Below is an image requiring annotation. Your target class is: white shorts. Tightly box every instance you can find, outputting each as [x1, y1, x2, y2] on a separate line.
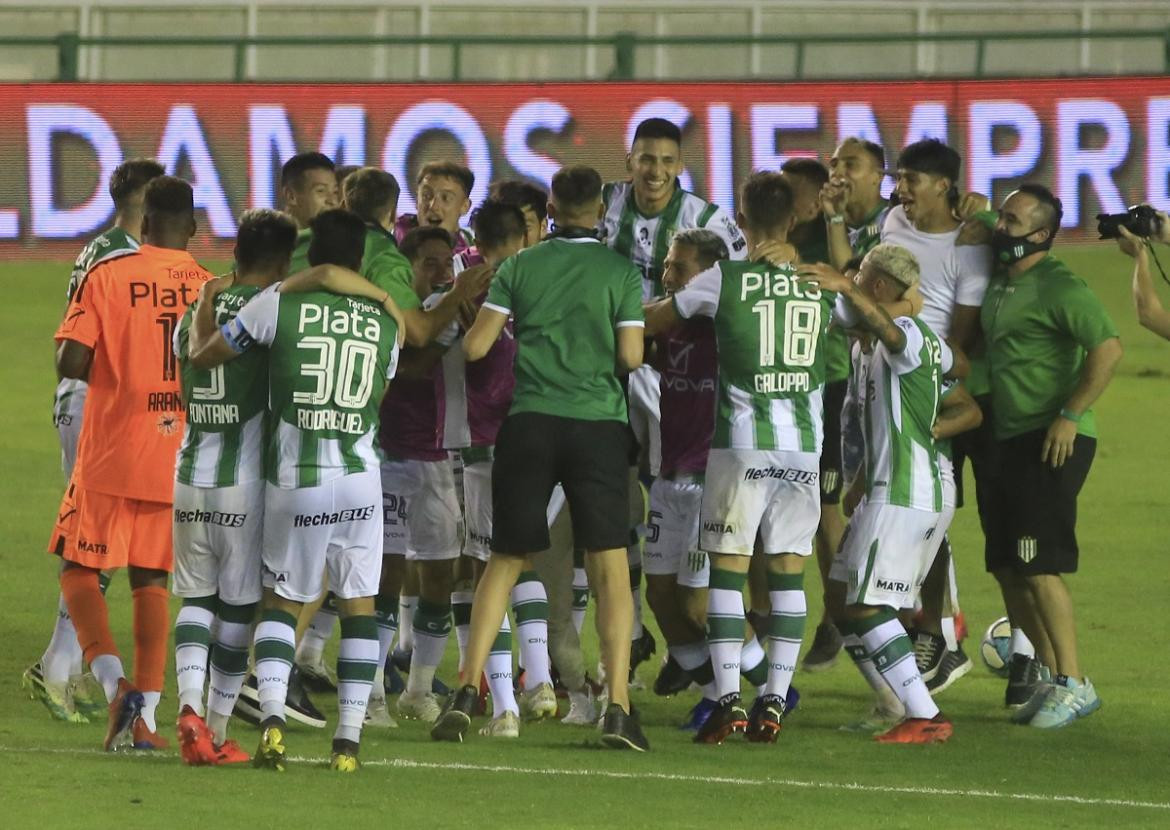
[462, 460, 492, 562]
[172, 479, 265, 605]
[263, 470, 383, 603]
[645, 475, 710, 589]
[698, 448, 820, 556]
[830, 499, 942, 610]
[54, 379, 86, 479]
[628, 364, 662, 478]
[380, 458, 462, 561]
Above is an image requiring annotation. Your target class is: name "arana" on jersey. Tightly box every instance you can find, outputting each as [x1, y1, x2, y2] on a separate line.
[298, 302, 382, 340]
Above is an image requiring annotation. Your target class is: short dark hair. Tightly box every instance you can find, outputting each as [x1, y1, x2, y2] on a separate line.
[739, 172, 795, 235]
[472, 200, 527, 252]
[281, 152, 335, 190]
[896, 139, 960, 184]
[839, 137, 886, 172]
[235, 209, 298, 272]
[307, 208, 365, 271]
[633, 117, 681, 147]
[550, 165, 602, 212]
[672, 228, 728, 268]
[335, 164, 361, 188]
[400, 226, 453, 263]
[780, 157, 830, 189]
[418, 161, 474, 198]
[109, 158, 165, 209]
[1015, 183, 1064, 238]
[344, 167, 401, 225]
[843, 255, 864, 273]
[143, 175, 194, 218]
[489, 179, 548, 221]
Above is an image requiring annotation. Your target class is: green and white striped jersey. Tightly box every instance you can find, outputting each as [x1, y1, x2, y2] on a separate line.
[174, 285, 268, 488]
[228, 286, 400, 489]
[848, 315, 952, 512]
[602, 181, 746, 300]
[54, 227, 140, 422]
[673, 259, 835, 453]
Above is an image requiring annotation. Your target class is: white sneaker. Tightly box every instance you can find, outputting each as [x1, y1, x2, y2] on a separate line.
[519, 682, 558, 721]
[397, 690, 442, 723]
[839, 686, 905, 733]
[296, 659, 338, 691]
[365, 694, 399, 728]
[478, 709, 520, 738]
[561, 689, 597, 725]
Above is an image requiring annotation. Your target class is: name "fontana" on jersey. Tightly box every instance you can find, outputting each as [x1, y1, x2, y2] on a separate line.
[188, 403, 240, 425]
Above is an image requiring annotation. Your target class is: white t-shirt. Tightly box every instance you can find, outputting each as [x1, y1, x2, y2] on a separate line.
[880, 205, 991, 339]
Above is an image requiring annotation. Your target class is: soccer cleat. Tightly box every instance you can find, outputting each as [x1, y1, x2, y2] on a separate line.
[679, 697, 717, 732]
[652, 655, 692, 697]
[561, 688, 598, 725]
[1005, 654, 1045, 708]
[519, 682, 558, 721]
[478, 710, 520, 738]
[430, 683, 478, 742]
[69, 673, 105, 721]
[253, 725, 287, 771]
[746, 694, 787, 743]
[330, 739, 360, 772]
[389, 647, 413, 674]
[600, 704, 650, 751]
[628, 629, 657, 683]
[875, 714, 953, 744]
[913, 631, 947, 683]
[296, 659, 338, 693]
[1028, 676, 1101, 729]
[104, 678, 145, 751]
[285, 667, 327, 728]
[839, 686, 905, 734]
[364, 693, 399, 728]
[926, 646, 973, 695]
[22, 662, 86, 723]
[131, 717, 170, 750]
[233, 674, 263, 725]
[693, 694, 748, 744]
[383, 662, 406, 696]
[786, 684, 801, 713]
[802, 622, 845, 673]
[211, 739, 250, 765]
[398, 690, 442, 723]
[177, 705, 218, 765]
[1011, 665, 1055, 723]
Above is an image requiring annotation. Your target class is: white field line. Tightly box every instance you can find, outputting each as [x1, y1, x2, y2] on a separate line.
[2, 745, 1167, 812]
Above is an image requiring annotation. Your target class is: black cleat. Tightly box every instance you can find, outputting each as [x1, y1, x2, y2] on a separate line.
[693, 694, 748, 744]
[430, 683, 477, 742]
[653, 655, 692, 697]
[801, 622, 844, 672]
[913, 631, 947, 683]
[285, 666, 327, 728]
[1004, 653, 1044, 708]
[629, 629, 657, 682]
[926, 646, 973, 694]
[746, 694, 787, 743]
[600, 703, 650, 751]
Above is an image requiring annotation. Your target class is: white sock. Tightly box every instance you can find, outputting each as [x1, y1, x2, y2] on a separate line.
[207, 609, 254, 746]
[706, 569, 747, 699]
[174, 603, 214, 715]
[1010, 627, 1035, 658]
[140, 691, 161, 732]
[487, 616, 518, 716]
[406, 599, 450, 695]
[374, 594, 399, 679]
[764, 577, 806, 699]
[511, 574, 552, 687]
[397, 595, 418, 652]
[41, 593, 83, 684]
[842, 633, 885, 695]
[451, 590, 475, 671]
[670, 641, 717, 700]
[91, 654, 125, 702]
[860, 616, 939, 720]
[571, 567, 589, 635]
[254, 613, 296, 721]
[295, 600, 337, 666]
[335, 616, 379, 745]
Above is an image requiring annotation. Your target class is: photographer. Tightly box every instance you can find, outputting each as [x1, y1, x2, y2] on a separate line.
[1113, 208, 1170, 340]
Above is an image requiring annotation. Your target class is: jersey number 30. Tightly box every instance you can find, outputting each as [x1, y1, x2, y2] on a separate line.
[294, 337, 379, 408]
[752, 299, 821, 368]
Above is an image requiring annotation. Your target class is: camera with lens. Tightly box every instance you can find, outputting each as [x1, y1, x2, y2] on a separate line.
[1097, 204, 1163, 240]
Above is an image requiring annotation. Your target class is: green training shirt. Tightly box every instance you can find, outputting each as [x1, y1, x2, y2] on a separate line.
[483, 236, 643, 422]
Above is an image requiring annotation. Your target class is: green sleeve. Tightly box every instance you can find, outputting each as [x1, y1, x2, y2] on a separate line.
[364, 251, 421, 312]
[485, 255, 514, 313]
[616, 264, 644, 325]
[1053, 281, 1119, 351]
[972, 209, 997, 232]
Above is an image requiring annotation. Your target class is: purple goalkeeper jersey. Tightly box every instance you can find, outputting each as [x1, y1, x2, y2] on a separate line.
[657, 317, 717, 477]
[394, 214, 475, 258]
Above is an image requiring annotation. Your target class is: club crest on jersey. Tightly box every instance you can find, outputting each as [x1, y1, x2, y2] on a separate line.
[1018, 536, 1038, 564]
[156, 414, 179, 435]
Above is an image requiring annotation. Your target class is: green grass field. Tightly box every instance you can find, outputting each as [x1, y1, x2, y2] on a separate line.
[1, 247, 1168, 828]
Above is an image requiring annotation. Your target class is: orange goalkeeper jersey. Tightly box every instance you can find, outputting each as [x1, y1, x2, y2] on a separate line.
[55, 244, 213, 502]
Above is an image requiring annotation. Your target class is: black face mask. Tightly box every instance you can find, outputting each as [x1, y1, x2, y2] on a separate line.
[991, 228, 1052, 265]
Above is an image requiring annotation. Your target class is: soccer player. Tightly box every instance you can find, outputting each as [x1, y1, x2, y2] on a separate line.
[281, 152, 341, 271]
[395, 160, 476, 255]
[489, 178, 549, 244]
[602, 117, 747, 678]
[824, 137, 892, 268]
[808, 243, 959, 744]
[190, 208, 402, 772]
[881, 139, 992, 689]
[645, 172, 835, 745]
[25, 158, 164, 724]
[51, 176, 212, 751]
[172, 209, 299, 765]
[981, 185, 1122, 728]
[431, 165, 648, 750]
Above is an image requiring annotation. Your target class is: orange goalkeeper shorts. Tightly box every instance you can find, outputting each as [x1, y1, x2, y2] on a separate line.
[49, 479, 173, 572]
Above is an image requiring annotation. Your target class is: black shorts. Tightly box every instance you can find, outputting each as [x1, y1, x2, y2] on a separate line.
[950, 394, 1000, 514]
[819, 379, 847, 505]
[983, 429, 1096, 575]
[491, 412, 632, 555]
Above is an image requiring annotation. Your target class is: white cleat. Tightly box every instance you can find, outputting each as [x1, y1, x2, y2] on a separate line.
[364, 693, 399, 728]
[478, 710, 520, 738]
[397, 690, 442, 723]
[839, 686, 906, 733]
[561, 689, 598, 726]
[519, 683, 558, 721]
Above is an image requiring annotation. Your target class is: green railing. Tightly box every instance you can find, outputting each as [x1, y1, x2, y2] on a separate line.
[1, 29, 1168, 82]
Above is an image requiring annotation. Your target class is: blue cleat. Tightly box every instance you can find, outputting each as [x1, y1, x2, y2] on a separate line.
[679, 697, 717, 732]
[1029, 676, 1100, 729]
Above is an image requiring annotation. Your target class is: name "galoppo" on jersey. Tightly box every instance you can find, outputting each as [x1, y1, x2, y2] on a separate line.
[754, 372, 810, 393]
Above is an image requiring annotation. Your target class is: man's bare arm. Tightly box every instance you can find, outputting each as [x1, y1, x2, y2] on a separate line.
[55, 340, 93, 380]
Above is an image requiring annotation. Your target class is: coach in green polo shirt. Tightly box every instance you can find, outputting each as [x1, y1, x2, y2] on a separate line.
[430, 165, 649, 752]
[981, 184, 1122, 730]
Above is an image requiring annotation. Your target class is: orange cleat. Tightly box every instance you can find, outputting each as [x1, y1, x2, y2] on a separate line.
[875, 714, 953, 744]
[132, 717, 171, 750]
[177, 705, 217, 765]
[104, 678, 144, 751]
[211, 739, 251, 765]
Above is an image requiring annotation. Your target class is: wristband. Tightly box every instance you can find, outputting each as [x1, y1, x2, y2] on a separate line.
[1059, 408, 1082, 423]
[827, 214, 845, 225]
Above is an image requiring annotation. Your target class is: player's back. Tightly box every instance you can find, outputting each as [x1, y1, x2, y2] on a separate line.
[57, 244, 212, 502]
